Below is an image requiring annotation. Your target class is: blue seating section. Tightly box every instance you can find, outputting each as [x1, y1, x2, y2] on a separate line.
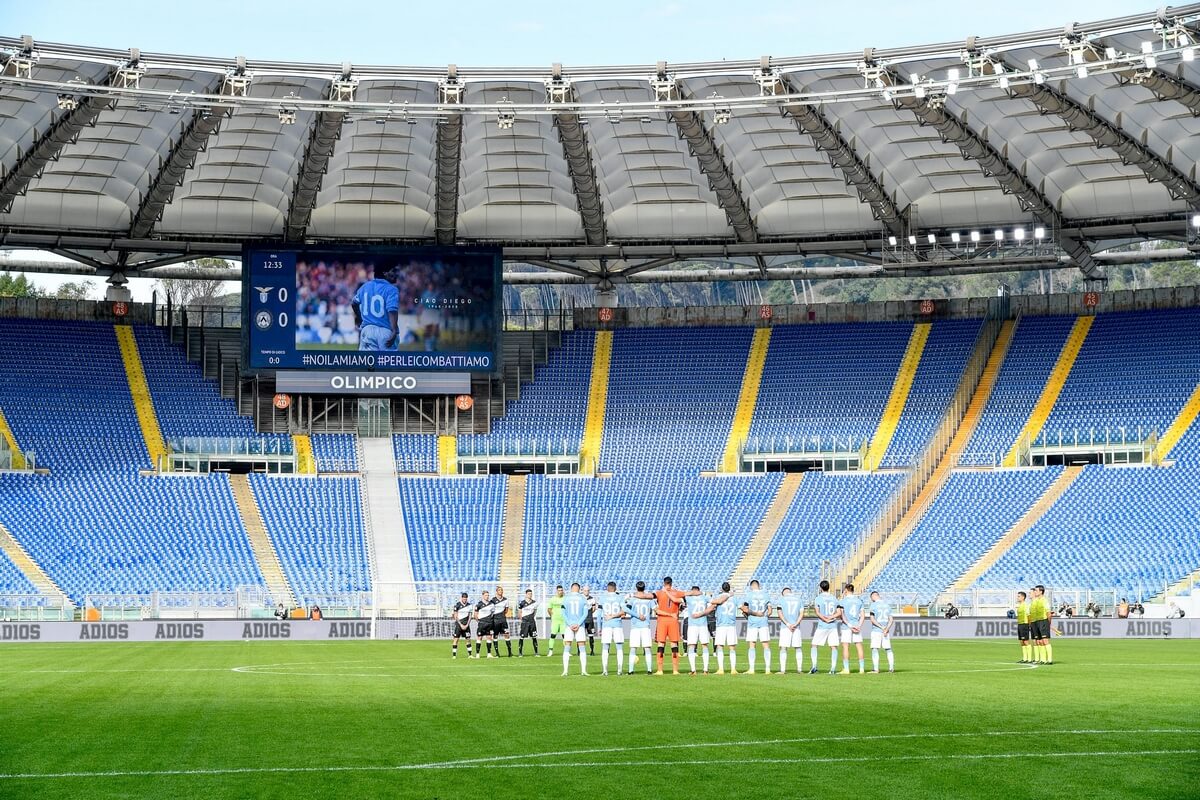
[960, 316, 1076, 465]
[460, 330, 593, 453]
[880, 319, 981, 468]
[871, 468, 1062, 602]
[750, 322, 911, 449]
[602, 327, 751, 472]
[755, 473, 904, 590]
[0, 549, 37, 596]
[310, 434, 358, 472]
[250, 475, 369, 600]
[398, 476, 506, 582]
[522, 473, 781, 590]
[0, 318, 148, 473]
[1040, 309, 1200, 446]
[394, 435, 439, 473]
[976, 464, 1200, 598]
[134, 326, 282, 444]
[0, 472, 263, 603]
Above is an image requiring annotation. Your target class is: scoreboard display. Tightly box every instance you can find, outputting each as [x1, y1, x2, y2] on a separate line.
[242, 245, 501, 373]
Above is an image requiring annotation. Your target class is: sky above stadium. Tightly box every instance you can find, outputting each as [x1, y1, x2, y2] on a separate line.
[5, 0, 1147, 65]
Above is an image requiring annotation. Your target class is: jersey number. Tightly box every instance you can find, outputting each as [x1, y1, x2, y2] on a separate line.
[367, 294, 386, 319]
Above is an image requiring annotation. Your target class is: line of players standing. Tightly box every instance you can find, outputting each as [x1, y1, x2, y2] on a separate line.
[449, 578, 897, 676]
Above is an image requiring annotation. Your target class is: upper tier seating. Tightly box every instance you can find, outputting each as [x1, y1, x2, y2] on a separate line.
[398, 476, 506, 583]
[310, 434, 358, 472]
[394, 435, 439, 473]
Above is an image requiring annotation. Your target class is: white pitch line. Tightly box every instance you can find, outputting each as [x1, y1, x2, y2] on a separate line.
[0, 747, 1194, 781]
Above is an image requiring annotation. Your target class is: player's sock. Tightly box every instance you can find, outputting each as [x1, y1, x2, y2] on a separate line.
[1044, 642, 1053, 663]
[518, 639, 524, 656]
[644, 648, 653, 673]
[886, 648, 894, 670]
[505, 639, 512, 656]
[702, 648, 710, 673]
[872, 649, 879, 671]
[671, 649, 679, 672]
[729, 649, 738, 672]
[475, 641, 481, 656]
[687, 647, 697, 672]
[763, 646, 772, 672]
[810, 645, 819, 669]
[601, 647, 610, 674]
[562, 649, 570, 672]
[532, 636, 539, 655]
[616, 645, 624, 674]
[748, 647, 757, 674]
[588, 635, 595, 656]
[1020, 643, 1029, 661]
[795, 648, 804, 672]
[1035, 644, 1044, 662]
[858, 658, 865, 673]
[829, 649, 838, 671]
[580, 650, 588, 674]
[779, 648, 787, 673]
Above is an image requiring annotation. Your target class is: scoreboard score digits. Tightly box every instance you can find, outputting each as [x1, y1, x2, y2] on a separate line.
[242, 245, 501, 373]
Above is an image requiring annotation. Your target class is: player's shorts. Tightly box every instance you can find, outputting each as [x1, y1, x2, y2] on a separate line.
[1031, 619, 1051, 640]
[601, 626, 625, 645]
[550, 618, 566, 636]
[714, 625, 738, 646]
[685, 620, 711, 645]
[492, 618, 509, 635]
[562, 626, 587, 643]
[1017, 622, 1031, 641]
[839, 625, 863, 644]
[870, 629, 892, 649]
[359, 323, 394, 351]
[779, 625, 802, 649]
[453, 624, 472, 639]
[812, 626, 841, 647]
[629, 627, 652, 648]
[519, 619, 537, 638]
[655, 616, 681, 644]
[475, 621, 493, 637]
[744, 625, 770, 643]
[584, 619, 596, 635]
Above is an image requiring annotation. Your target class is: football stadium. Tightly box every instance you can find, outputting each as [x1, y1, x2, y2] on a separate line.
[2, 3, 1200, 798]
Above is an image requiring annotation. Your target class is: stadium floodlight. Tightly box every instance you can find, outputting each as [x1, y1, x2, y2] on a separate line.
[947, 68, 960, 81]
[1192, 214, 1200, 228]
[278, 108, 297, 125]
[887, 235, 898, 246]
[1027, 58, 1039, 71]
[881, 87, 893, 102]
[1014, 228, 1026, 241]
[1141, 41, 1154, 54]
[1076, 65, 1088, 79]
[56, 94, 78, 110]
[1185, 47, 1197, 62]
[950, 232, 961, 244]
[946, 81, 958, 95]
[1144, 54, 1157, 69]
[908, 234, 918, 246]
[1105, 46, 1118, 60]
[1033, 71, 1046, 84]
[914, 85, 926, 99]
[970, 230, 981, 242]
[926, 233, 936, 244]
[1034, 226, 1046, 239]
[998, 75, 1010, 89]
[497, 97, 516, 130]
[709, 92, 731, 125]
[994, 229, 1005, 241]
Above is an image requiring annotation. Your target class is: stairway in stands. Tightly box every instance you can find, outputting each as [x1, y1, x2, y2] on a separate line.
[579, 330, 613, 472]
[228, 475, 297, 606]
[864, 323, 930, 470]
[721, 327, 771, 472]
[0, 521, 69, 601]
[498, 474, 528, 588]
[115, 325, 168, 469]
[729, 472, 804, 587]
[360, 437, 416, 594]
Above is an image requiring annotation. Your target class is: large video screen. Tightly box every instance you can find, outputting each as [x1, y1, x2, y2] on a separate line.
[243, 245, 501, 372]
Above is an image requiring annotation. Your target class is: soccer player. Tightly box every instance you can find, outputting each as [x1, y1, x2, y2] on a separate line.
[684, 585, 713, 675]
[708, 582, 740, 675]
[492, 586, 513, 657]
[450, 591, 473, 658]
[1015, 590, 1032, 664]
[517, 588, 539, 656]
[598, 582, 628, 676]
[838, 583, 867, 674]
[742, 580, 772, 675]
[473, 590, 495, 659]
[546, 585, 565, 657]
[810, 580, 841, 674]
[583, 586, 598, 656]
[868, 590, 895, 673]
[631, 577, 700, 675]
[625, 583, 655, 675]
[1029, 585, 1054, 664]
[352, 267, 400, 351]
[776, 587, 805, 674]
[560, 582, 590, 676]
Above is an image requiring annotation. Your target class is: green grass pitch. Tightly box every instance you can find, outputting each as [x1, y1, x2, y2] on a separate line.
[2, 639, 1197, 799]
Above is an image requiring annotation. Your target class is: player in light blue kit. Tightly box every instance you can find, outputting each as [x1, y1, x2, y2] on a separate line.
[351, 266, 400, 351]
[810, 579, 842, 674]
[707, 582, 740, 675]
[625, 581, 655, 675]
[742, 580, 772, 675]
[868, 590, 896, 673]
[684, 586, 713, 675]
[560, 582, 590, 676]
[775, 587, 806, 674]
[598, 581, 628, 676]
[838, 582, 867, 674]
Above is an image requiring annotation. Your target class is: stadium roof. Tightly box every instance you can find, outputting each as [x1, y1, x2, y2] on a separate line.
[1, 6, 1200, 285]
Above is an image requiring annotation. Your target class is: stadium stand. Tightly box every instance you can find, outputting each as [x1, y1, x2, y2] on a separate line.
[393, 435, 439, 473]
[310, 433, 358, 472]
[0, 545, 38, 595]
[250, 475, 370, 600]
[398, 476, 506, 583]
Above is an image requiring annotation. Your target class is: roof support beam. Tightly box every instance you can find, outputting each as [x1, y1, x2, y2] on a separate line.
[668, 86, 757, 243]
[285, 107, 346, 240]
[0, 66, 120, 214]
[878, 67, 1103, 280]
[554, 106, 607, 246]
[777, 75, 907, 237]
[129, 103, 227, 239]
[995, 57, 1200, 209]
[434, 71, 465, 246]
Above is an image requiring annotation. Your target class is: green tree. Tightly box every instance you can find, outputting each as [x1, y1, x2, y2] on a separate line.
[155, 257, 238, 308]
[0, 272, 45, 298]
[53, 280, 95, 300]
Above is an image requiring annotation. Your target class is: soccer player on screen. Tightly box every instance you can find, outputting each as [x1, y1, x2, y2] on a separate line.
[742, 580, 772, 674]
[810, 580, 841, 674]
[546, 585, 565, 657]
[352, 267, 400, 351]
[560, 583, 590, 676]
[625, 583, 655, 675]
[868, 590, 895, 673]
[776, 587, 805, 674]
[631, 577, 700, 675]
[517, 589, 539, 656]
[838, 583, 867, 674]
[598, 582, 627, 676]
